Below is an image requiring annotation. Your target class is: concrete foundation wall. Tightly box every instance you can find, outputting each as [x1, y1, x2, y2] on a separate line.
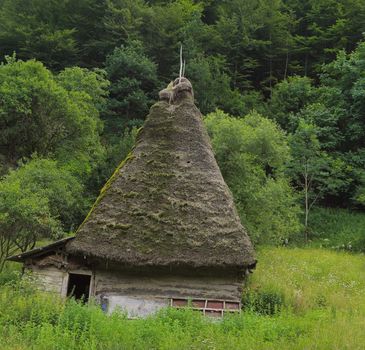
[106, 295, 168, 317]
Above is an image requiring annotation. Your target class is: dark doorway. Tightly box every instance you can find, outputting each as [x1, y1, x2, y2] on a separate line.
[67, 273, 91, 302]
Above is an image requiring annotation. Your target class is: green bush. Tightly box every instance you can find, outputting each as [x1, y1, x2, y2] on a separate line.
[242, 288, 285, 315]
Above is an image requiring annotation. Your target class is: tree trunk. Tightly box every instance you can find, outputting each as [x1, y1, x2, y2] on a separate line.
[284, 50, 289, 80]
[304, 165, 309, 242]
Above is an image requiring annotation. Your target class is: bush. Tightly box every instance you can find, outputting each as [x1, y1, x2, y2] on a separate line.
[242, 288, 285, 315]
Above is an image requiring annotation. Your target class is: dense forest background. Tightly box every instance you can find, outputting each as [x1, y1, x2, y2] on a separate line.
[1, 0, 365, 265]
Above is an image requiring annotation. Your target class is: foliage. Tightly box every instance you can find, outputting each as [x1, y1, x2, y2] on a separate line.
[56, 67, 109, 113]
[187, 55, 251, 116]
[0, 57, 106, 179]
[1, 0, 364, 94]
[304, 207, 365, 252]
[287, 120, 350, 235]
[0, 174, 60, 268]
[242, 288, 285, 315]
[91, 127, 139, 193]
[0, 158, 85, 269]
[0, 0, 78, 70]
[268, 41, 365, 209]
[269, 76, 316, 130]
[7, 158, 86, 230]
[104, 40, 158, 135]
[0, 0, 364, 253]
[205, 110, 301, 244]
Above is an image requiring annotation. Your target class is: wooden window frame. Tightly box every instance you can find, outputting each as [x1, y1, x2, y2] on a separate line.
[61, 269, 94, 301]
[170, 298, 240, 317]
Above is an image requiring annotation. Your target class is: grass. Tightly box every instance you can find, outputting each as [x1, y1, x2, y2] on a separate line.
[1, 246, 365, 349]
[306, 207, 365, 251]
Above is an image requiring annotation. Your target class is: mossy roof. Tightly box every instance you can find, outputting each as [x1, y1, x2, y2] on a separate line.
[67, 80, 256, 269]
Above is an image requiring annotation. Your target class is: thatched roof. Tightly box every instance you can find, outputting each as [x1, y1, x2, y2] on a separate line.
[67, 78, 255, 269]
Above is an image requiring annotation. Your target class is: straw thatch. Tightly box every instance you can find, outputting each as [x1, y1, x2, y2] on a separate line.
[67, 78, 255, 269]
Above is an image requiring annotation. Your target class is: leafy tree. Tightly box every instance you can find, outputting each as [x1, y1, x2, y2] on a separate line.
[104, 41, 158, 135]
[286, 0, 365, 76]
[205, 109, 301, 244]
[56, 66, 109, 112]
[0, 157, 87, 270]
[10, 158, 87, 230]
[212, 0, 295, 91]
[269, 76, 315, 130]
[90, 127, 138, 194]
[140, 0, 208, 79]
[0, 0, 78, 70]
[0, 181, 60, 270]
[287, 120, 349, 238]
[320, 41, 365, 150]
[0, 57, 106, 179]
[187, 55, 245, 115]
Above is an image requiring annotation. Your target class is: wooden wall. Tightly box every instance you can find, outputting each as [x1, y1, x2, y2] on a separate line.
[30, 266, 68, 296]
[94, 269, 243, 301]
[27, 263, 244, 317]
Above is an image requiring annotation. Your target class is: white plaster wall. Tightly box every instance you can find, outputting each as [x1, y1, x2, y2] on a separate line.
[106, 295, 168, 317]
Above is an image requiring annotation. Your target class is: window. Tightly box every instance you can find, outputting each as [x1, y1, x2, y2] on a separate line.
[67, 273, 91, 302]
[171, 298, 240, 317]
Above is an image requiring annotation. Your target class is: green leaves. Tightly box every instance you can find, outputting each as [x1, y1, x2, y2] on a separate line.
[0, 57, 109, 268]
[205, 109, 301, 244]
[0, 58, 107, 179]
[104, 41, 158, 133]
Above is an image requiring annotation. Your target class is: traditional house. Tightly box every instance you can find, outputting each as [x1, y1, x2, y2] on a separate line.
[8, 78, 256, 318]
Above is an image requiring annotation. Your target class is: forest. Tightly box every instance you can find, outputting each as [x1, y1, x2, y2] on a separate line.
[1, 0, 365, 348]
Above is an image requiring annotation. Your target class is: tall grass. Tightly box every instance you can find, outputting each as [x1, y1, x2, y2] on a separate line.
[1, 247, 365, 349]
[306, 207, 365, 251]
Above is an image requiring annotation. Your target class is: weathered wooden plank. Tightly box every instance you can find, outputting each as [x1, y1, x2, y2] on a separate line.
[94, 270, 242, 301]
[30, 266, 66, 294]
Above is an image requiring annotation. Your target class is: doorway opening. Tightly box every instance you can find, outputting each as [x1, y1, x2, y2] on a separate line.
[67, 273, 91, 302]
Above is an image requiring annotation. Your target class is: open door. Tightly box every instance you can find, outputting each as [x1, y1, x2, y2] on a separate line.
[67, 273, 91, 302]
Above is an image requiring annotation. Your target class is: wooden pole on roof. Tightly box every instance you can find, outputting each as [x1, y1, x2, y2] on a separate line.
[179, 45, 183, 83]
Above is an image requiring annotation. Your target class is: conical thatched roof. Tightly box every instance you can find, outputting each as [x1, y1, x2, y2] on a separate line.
[67, 78, 255, 269]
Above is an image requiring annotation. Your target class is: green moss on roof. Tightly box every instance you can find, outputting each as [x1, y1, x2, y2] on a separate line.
[67, 80, 255, 269]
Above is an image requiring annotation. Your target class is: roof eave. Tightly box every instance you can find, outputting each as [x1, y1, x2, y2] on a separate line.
[6, 237, 75, 262]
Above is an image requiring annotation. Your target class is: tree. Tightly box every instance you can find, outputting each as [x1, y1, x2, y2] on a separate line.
[212, 0, 295, 92]
[187, 55, 246, 115]
[90, 127, 138, 194]
[11, 158, 87, 230]
[104, 41, 158, 135]
[56, 66, 109, 113]
[287, 119, 349, 238]
[0, 0, 78, 70]
[269, 76, 315, 130]
[205, 109, 301, 244]
[0, 57, 107, 179]
[0, 157, 87, 270]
